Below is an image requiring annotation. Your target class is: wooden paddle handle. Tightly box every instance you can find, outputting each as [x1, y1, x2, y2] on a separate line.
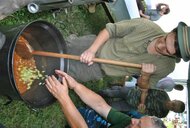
[32, 51, 142, 69]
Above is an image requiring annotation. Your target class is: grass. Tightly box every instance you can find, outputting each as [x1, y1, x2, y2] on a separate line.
[0, 4, 113, 128]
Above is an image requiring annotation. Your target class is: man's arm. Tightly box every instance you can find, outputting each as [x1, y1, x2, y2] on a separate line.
[140, 88, 148, 105]
[55, 70, 112, 119]
[137, 63, 156, 89]
[74, 84, 111, 118]
[139, 10, 150, 19]
[137, 75, 149, 113]
[137, 88, 148, 114]
[80, 28, 110, 65]
[58, 93, 88, 128]
[137, 63, 155, 113]
[45, 76, 88, 128]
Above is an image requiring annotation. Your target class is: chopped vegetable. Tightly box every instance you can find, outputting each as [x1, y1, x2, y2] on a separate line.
[19, 66, 45, 89]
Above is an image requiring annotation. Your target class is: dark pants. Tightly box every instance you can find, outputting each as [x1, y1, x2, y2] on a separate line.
[99, 86, 135, 112]
[65, 34, 104, 82]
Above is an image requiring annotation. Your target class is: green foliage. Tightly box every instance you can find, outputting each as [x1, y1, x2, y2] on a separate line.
[0, 4, 109, 127]
[0, 8, 52, 25]
[0, 97, 66, 128]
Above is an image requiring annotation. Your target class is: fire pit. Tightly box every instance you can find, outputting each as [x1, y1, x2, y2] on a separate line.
[0, 20, 68, 108]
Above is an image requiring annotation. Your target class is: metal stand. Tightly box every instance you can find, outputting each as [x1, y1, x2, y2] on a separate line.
[27, 0, 103, 13]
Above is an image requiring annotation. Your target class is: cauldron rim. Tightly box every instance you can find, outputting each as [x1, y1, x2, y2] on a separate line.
[8, 20, 67, 108]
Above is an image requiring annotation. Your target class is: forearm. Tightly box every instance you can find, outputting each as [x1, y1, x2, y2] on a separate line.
[88, 28, 110, 53]
[58, 94, 88, 128]
[139, 11, 150, 19]
[140, 89, 148, 104]
[73, 83, 111, 118]
[140, 14, 150, 19]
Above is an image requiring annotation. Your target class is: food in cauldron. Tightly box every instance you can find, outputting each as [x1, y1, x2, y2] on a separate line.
[13, 36, 46, 94]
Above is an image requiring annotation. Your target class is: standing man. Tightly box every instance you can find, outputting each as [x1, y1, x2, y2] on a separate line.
[99, 63, 185, 118]
[66, 18, 190, 89]
[136, 0, 170, 21]
[45, 70, 167, 128]
[99, 85, 185, 118]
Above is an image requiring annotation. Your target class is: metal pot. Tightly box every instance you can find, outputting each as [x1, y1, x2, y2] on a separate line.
[0, 20, 67, 108]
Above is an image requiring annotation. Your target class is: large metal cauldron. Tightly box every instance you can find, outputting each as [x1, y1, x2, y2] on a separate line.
[0, 20, 67, 108]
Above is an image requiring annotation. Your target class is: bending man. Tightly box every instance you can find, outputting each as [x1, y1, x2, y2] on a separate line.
[45, 70, 166, 128]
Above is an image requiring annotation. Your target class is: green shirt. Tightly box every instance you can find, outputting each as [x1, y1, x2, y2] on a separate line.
[107, 108, 131, 128]
[98, 18, 176, 88]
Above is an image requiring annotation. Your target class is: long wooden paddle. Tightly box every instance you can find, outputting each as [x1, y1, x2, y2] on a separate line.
[15, 41, 142, 69]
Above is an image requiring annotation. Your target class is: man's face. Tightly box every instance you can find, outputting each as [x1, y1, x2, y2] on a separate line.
[127, 116, 154, 128]
[169, 100, 182, 112]
[154, 32, 176, 56]
[161, 7, 168, 14]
